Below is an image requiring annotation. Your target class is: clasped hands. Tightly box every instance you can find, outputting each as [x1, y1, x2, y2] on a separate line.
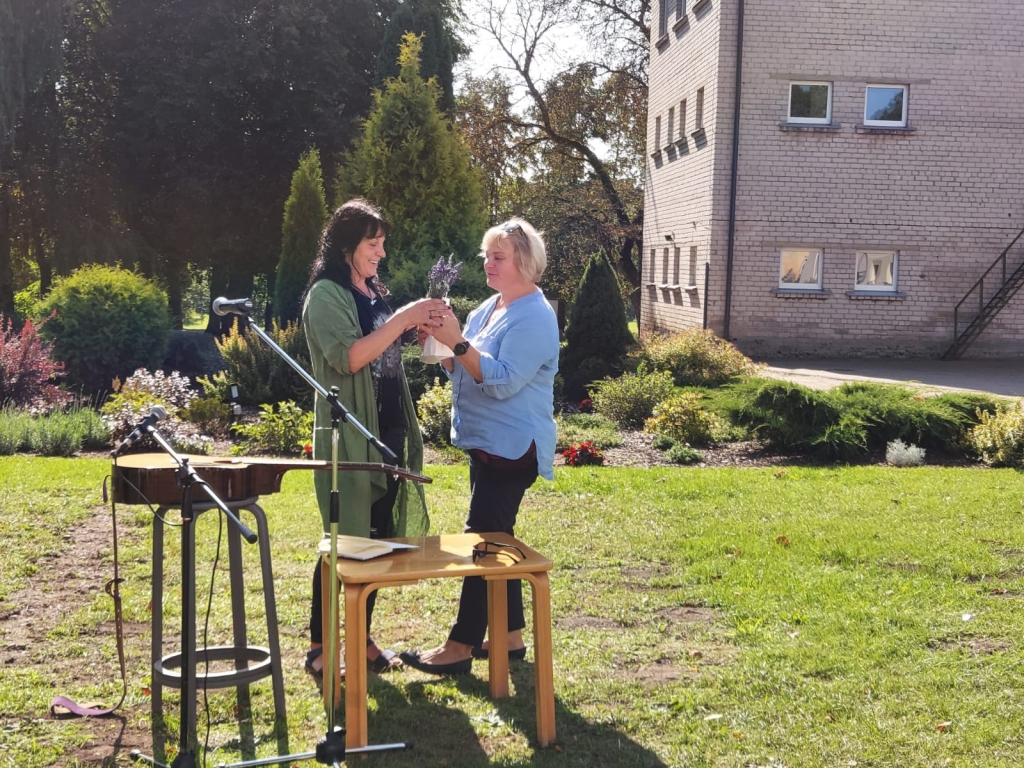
[397, 298, 460, 348]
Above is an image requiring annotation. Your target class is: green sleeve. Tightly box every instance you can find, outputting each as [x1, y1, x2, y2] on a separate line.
[305, 280, 360, 377]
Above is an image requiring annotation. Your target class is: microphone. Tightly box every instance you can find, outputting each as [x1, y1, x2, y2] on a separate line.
[113, 406, 167, 456]
[212, 297, 253, 317]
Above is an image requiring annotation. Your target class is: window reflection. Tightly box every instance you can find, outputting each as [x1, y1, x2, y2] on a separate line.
[855, 251, 896, 290]
[779, 249, 822, 288]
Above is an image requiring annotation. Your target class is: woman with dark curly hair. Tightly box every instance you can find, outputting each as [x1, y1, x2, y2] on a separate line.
[301, 198, 449, 679]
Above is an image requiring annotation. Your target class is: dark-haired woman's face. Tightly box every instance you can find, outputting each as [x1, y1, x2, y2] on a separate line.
[346, 233, 386, 285]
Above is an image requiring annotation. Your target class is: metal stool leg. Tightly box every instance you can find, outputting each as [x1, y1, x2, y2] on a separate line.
[243, 501, 286, 723]
[151, 505, 167, 733]
[149, 498, 286, 745]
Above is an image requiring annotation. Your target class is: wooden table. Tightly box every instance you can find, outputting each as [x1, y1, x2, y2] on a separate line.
[320, 532, 555, 749]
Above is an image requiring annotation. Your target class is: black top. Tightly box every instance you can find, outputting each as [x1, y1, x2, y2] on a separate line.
[348, 284, 406, 438]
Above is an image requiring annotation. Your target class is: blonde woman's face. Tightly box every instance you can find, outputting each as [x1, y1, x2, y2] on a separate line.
[483, 239, 528, 294]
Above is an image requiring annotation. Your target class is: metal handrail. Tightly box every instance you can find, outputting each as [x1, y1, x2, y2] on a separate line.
[952, 225, 1024, 342]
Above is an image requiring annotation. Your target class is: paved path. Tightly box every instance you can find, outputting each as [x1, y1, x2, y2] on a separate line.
[759, 358, 1024, 398]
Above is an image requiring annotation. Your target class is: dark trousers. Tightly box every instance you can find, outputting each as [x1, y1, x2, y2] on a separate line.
[309, 430, 404, 644]
[447, 449, 538, 647]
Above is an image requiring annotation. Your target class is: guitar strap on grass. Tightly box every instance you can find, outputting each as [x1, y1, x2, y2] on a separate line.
[49, 476, 128, 718]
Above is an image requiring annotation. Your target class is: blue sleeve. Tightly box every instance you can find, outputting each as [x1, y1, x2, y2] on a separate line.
[475, 316, 558, 400]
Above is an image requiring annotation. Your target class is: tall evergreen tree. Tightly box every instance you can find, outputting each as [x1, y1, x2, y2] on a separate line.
[340, 33, 486, 306]
[0, 0, 66, 316]
[274, 148, 328, 324]
[374, 0, 464, 115]
[561, 250, 633, 399]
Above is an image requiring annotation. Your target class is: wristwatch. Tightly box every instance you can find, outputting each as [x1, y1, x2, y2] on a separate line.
[453, 340, 471, 356]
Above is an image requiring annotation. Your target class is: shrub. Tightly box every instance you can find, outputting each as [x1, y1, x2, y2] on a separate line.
[28, 415, 83, 457]
[563, 441, 604, 467]
[199, 319, 312, 408]
[231, 401, 312, 455]
[55, 402, 111, 451]
[0, 313, 73, 412]
[726, 378, 996, 461]
[13, 280, 40, 321]
[644, 392, 726, 446]
[101, 368, 208, 454]
[728, 379, 864, 460]
[180, 397, 233, 437]
[555, 412, 623, 451]
[417, 378, 452, 445]
[667, 443, 703, 465]
[402, 343, 433, 406]
[886, 439, 926, 467]
[447, 296, 476, 326]
[831, 382, 983, 453]
[968, 401, 1024, 467]
[652, 434, 675, 451]
[639, 328, 758, 387]
[561, 251, 633, 399]
[36, 264, 171, 395]
[0, 406, 32, 455]
[590, 366, 675, 429]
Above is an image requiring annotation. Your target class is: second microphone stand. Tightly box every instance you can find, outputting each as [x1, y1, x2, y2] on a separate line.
[218, 302, 412, 768]
[130, 425, 259, 768]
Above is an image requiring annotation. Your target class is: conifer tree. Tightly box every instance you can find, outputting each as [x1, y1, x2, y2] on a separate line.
[338, 33, 486, 306]
[561, 250, 633, 399]
[374, 0, 461, 115]
[274, 148, 328, 323]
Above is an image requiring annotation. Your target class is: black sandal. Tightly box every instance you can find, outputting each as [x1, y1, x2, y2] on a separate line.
[367, 648, 402, 674]
[305, 647, 345, 681]
[304, 647, 324, 681]
[366, 638, 401, 671]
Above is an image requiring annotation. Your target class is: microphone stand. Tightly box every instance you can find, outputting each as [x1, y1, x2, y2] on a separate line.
[216, 303, 411, 768]
[129, 426, 259, 768]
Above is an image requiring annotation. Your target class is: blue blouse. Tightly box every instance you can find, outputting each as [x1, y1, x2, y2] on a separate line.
[447, 290, 560, 480]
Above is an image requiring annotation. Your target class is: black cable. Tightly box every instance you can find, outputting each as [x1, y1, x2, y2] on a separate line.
[199, 509, 226, 768]
[110, 460, 183, 529]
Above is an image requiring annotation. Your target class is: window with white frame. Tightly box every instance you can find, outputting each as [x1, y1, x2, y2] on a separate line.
[788, 82, 832, 124]
[855, 251, 897, 291]
[864, 85, 907, 127]
[779, 249, 822, 289]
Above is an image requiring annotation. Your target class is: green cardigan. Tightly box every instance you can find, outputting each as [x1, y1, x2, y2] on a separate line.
[301, 280, 429, 538]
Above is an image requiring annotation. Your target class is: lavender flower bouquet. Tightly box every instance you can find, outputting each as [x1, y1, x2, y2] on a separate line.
[422, 254, 462, 363]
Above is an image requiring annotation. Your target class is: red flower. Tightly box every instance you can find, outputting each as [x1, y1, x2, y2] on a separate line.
[564, 441, 603, 467]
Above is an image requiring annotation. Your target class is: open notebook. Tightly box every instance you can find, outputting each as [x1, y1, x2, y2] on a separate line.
[318, 535, 419, 561]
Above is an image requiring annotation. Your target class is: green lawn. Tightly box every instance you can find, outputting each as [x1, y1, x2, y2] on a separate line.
[2, 457, 1024, 766]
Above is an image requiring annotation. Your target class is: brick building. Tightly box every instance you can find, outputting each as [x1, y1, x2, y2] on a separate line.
[642, 0, 1024, 358]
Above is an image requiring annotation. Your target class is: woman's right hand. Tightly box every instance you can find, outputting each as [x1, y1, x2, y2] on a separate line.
[395, 298, 451, 331]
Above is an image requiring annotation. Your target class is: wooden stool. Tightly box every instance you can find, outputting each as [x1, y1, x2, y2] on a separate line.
[151, 497, 286, 741]
[321, 532, 555, 749]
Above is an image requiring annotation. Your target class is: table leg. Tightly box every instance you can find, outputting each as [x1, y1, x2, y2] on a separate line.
[526, 572, 556, 747]
[344, 583, 370, 749]
[486, 577, 510, 698]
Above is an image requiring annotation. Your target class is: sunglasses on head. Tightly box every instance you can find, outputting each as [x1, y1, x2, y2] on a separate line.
[502, 222, 524, 237]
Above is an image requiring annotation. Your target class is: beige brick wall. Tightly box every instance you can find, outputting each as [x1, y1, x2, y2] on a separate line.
[642, 0, 722, 334]
[644, 0, 1024, 358]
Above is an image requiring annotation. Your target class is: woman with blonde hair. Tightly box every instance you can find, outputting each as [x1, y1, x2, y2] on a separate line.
[402, 218, 559, 675]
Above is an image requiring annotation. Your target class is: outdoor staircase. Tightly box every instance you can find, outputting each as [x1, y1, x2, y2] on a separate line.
[943, 224, 1024, 360]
